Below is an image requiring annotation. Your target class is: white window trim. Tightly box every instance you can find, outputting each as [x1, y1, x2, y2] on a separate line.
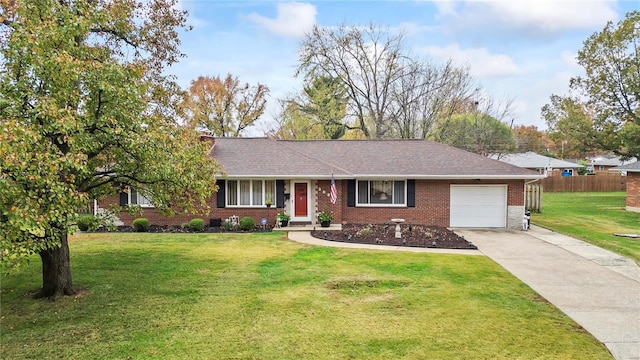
[356, 180, 407, 207]
[226, 179, 276, 208]
[128, 187, 154, 208]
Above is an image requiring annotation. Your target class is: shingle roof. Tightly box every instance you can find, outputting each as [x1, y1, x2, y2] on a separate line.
[590, 156, 637, 167]
[611, 161, 640, 172]
[490, 152, 584, 169]
[211, 138, 542, 180]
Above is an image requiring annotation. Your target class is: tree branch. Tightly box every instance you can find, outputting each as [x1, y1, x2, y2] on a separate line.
[90, 27, 139, 49]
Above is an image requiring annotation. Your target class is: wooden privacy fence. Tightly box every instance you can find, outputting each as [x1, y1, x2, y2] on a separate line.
[525, 183, 542, 212]
[541, 174, 626, 192]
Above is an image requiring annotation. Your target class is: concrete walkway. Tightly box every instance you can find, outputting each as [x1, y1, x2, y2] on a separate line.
[455, 226, 640, 360]
[287, 227, 640, 360]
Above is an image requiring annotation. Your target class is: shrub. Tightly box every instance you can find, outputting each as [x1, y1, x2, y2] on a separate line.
[94, 210, 117, 232]
[276, 212, 290, 221]
[132, 218, 149, 232]
[77, 214, 95, 231]
[189, 218, 205, 232]
[317, 207, 333, 222]
[222, 220, 232, 231]
[356, 224, 373, 237]
[239, 217, 255, 231]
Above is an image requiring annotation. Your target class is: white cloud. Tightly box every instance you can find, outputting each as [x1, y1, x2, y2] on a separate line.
[421, 44, 522, 78]
[560, 50, 580, 70]
[245, 2, 317, 38]
[396, 22, 438, 36]
[430, 0, 457, 17]
[475, 0, 617, 32]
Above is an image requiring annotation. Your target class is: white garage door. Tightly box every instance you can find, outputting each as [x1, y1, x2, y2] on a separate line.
[450, 185, 507, 228]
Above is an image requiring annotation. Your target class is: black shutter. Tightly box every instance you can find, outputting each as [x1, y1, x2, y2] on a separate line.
[119, 192, 128, 206]
[407, 180, 415, 208]
[216, 180, 226, 208]
[276, 180, 285, 208]
[347, 180, 356, 207]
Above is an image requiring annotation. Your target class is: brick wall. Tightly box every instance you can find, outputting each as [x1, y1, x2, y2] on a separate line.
[98, 178, 525, 227]
[315, 180, 342, 223]
[97, 194, 282, 227]
[626, 173, 640, 212]
[339, 179, 524, 227]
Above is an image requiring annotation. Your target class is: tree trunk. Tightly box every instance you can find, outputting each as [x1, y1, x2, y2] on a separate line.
[36, 232, 76, 299]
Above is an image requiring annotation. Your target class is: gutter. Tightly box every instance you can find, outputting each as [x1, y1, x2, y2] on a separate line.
[215, 174, 546, 180]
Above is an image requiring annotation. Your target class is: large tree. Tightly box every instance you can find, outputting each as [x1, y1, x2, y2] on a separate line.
[512, 125, 549, 154]
[296, 23, 475, 139]
[388, 61, 476, 140]
[541, 95, 600, 159]
[545, 11, 639, 158]
[270, 100, 323, 140]
[436, 113, 516, 156]
[182, 74, 269, 137]
[0, 0, 219, 299]
[272, 76, 348, 140]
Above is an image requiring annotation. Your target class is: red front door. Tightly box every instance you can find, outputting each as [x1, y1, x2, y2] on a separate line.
[294, 183, 308, 217]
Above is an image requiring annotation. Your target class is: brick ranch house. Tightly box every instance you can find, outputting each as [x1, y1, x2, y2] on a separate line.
[611, 162, 640, 212]
[98, 137, 545, 229]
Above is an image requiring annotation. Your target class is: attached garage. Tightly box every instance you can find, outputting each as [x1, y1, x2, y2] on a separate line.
[450, 185, 507, 228]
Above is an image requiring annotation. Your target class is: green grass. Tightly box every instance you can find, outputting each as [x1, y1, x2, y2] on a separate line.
[1, 232, 611, 359]
[532, 192, 640, 264]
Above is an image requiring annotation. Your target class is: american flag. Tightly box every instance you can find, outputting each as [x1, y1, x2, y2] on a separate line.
[330, 174, 337, 204]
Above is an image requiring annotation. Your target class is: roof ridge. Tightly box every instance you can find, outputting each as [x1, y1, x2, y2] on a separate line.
[278, 138, 430, 142]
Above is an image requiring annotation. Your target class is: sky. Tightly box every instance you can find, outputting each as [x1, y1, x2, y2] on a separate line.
[168, 0, 638, 135]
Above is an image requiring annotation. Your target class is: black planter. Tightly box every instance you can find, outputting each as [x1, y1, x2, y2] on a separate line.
[320, 220, 331, 228]
[280, 220, 289, 227]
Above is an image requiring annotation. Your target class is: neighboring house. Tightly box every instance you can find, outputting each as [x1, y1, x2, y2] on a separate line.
[610, 162, 640, 213]
[99, 138, 544, 229]
[490, 151, 584, 176]
[588, 155, 637, 173]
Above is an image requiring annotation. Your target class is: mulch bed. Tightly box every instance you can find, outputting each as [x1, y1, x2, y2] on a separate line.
[311, 224, 477, 250]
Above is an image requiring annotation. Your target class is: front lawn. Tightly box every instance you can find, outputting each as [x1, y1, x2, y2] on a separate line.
[1, 232, 611, 359]
[532, 192, 640, 264]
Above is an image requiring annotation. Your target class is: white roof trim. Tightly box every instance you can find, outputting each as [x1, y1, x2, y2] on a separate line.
[217, 174, 546, 180]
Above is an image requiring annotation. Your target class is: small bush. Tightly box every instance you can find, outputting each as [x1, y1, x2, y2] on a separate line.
[222, 220, 233, 230]
[356, 225, 373, 238]
[189, 218, 205, 232]
[239, 217, 255, 231]
[132, 218, 149, 232]
[77, 214, 95, 232]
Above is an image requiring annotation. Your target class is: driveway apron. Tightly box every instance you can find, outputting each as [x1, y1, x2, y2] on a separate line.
[455, 226, 640, 360]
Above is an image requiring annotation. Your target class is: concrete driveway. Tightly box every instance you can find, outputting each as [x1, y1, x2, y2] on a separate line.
[455, 226, 640, 360]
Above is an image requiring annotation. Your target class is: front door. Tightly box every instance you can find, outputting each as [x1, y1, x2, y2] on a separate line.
[293, 182, 309, 218]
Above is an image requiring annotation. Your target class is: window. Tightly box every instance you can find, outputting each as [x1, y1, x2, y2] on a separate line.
[356, 180, 405, 206]
[128, 188, 153, 207]
[227, 180, 276, 207]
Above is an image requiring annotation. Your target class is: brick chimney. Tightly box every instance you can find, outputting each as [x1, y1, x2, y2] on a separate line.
[199, 131, 216, 152]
